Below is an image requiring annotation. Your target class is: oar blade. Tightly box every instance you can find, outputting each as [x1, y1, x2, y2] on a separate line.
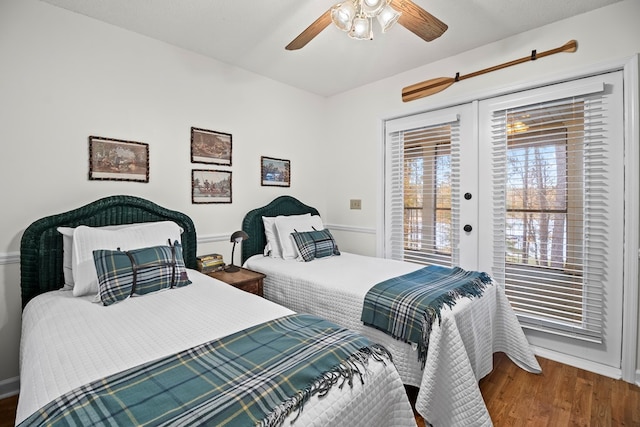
[402, 77, 455, 102]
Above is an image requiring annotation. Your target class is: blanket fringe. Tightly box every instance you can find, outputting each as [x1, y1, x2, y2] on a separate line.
[258, 344, 391, 427]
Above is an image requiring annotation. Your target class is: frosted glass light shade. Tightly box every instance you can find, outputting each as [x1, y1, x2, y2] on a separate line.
[349, 15, 373, 40]
[331, 2, 356, 32]
[377, 4, 401, 32]
[361, 0, 386, 16]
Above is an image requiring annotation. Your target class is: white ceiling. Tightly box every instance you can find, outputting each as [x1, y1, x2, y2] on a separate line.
[38, 0, 621, 97]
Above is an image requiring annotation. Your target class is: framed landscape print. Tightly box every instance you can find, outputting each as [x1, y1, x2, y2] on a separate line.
[89, 136, 149, 182]
[192, 169, 232, 204]
[261, 156, 290, 187]
[191, 127, 232, 166]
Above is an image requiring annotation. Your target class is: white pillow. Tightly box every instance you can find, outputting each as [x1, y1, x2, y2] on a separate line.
[71, 221, 184, 298]
[262, 214, 310, 258]
[274, 215, 324, 260]
[58, 223, 142, 290]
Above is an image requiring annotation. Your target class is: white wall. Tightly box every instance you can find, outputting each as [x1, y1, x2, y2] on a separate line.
[0, 0, 328, 392]
[323, 0, 640, 378]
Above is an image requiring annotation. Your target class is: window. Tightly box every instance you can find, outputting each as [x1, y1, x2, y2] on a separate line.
[504, 111, 586, 332]
[403, 125, 453, 265]
[384, 109, 463, 267]
[487, 79, 623, 344]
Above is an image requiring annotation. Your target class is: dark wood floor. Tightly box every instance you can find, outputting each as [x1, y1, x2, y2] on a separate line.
[478, 352, 640, 426]
[2, 353, 639, 426]
[0, 395, 17, 427]
[415, 353, 640, 426]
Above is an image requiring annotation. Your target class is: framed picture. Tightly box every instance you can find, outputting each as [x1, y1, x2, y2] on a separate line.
[261, 156, 290, 187]
[191, 127, 232, 166]
[89, 136, 149, 182]
[192, 169, 232, 204]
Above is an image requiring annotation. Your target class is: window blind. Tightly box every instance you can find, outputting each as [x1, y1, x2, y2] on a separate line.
[386, 115, 460, 267]
[490, 92, 610, 342]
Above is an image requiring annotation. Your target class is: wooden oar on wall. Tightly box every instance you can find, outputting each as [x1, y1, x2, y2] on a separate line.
[402, 40, 578, 102]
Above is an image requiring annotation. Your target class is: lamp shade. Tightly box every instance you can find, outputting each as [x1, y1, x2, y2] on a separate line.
[377, 4, 401, 33]
[360, 0, 385, 16]
[230, 230, 249, 243]
[226, 230, 249, 273]
[348, 15, 373, 40]
[331, 2, 356, 32]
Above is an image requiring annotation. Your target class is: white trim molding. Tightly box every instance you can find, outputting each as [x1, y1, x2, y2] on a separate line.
[325, 223, 376, 235]
[196, 233, 231, 245]
[621, 54, 640, 383]
[0, 252, 19, 265]
[533, 346, 622, 381]
[0, 376, 19, 399]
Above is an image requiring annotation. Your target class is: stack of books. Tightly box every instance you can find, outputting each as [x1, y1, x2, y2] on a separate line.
[197, 253, 225, 273]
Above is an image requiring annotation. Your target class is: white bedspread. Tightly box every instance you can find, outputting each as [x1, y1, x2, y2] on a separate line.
[245, 252, 542, 427]
[17, 269, 416, 426]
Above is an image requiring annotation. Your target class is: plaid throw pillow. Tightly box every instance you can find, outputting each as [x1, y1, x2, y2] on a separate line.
[291, 228, 340, 262]
[93, 240, 191, 306]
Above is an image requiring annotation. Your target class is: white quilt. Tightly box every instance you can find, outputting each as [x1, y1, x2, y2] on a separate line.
[245, 253, 542, 427]
[17, 269, 416, 427]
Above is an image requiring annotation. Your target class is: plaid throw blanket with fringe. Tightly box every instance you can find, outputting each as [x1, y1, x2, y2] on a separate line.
[361, 265, 492, 367]
[21, 314, 390, 427]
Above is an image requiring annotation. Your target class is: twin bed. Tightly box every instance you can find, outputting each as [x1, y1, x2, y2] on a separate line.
[241, 196, 541, 427]
[17, 194, 540, 427]
[16, 196, 416, 426]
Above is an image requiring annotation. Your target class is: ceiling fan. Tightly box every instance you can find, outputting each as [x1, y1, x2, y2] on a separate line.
[286, 0, 447, 50]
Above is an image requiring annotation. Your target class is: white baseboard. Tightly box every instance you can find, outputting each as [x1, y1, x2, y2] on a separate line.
[636, 369, 640, 387]
[0, 376, 19, 399]
[532, 346, 623, 381]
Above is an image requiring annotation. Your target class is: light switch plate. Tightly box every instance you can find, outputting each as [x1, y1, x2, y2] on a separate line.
[350, 199, 362, 210]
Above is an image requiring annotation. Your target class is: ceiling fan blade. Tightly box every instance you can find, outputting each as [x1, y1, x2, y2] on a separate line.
[393, 0, 448, 42]
[286, 9, 332, 50]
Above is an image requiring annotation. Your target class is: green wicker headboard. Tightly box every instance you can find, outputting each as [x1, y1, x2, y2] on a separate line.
[20, 195, 197, 309]
[241, 196, 319, 264]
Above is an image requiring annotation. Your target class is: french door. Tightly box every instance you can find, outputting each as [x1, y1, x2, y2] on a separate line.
[384, 71, 625, 369]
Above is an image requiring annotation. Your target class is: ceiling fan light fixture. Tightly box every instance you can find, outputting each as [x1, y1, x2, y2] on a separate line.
[285, 0, 447, 50]
[377, 4, 401, 33]
[348, 15, 373, 40]
[331, 2, 357, 32]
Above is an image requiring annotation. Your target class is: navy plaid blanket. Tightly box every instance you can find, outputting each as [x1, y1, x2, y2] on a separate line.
[361, 265, 492, 367]
[21, 314, 390, 427]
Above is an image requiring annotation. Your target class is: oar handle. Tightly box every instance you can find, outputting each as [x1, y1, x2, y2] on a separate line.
[402, 40, 578, 102]
[459, 40, 578, 81]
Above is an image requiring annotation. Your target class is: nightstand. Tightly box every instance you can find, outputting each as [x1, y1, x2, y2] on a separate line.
[205, 267, 265, 297]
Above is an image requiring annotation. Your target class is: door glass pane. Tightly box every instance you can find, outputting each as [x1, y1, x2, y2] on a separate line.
[500, 100, 604, 340]
[403, 125, 453, 266]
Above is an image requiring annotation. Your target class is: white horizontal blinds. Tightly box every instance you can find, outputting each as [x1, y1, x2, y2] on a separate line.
[387, 115, 460, 266]
[387, 129, 406, 261]
[491, 92, 608, 342]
